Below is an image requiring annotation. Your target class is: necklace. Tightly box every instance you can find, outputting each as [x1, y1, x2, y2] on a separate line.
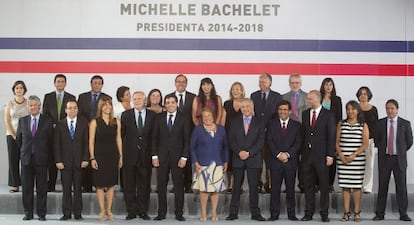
[14, 98, 25, 104]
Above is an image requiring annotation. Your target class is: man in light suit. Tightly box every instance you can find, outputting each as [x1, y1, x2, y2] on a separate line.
[43, 74, 76, 192]
[77, 75, 111, 193]
[16, 95, 54, 221]
[300, 90, 336, 222]
[54, 100, 89, 221]
[122, 91, 156, 221]
[226, 98, 265, 221]
[152, 93, 190, 221]
[266, 100, 301, 221]
[250, 72, 282, 193]
[282, 73, 308, 193]
[373, 99, 413, 221]
[168, 74, 196, 193]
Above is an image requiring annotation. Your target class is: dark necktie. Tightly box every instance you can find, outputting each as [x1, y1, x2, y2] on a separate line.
[311, 110, 316, 129]
[282, 121, 287, 135]
[69, 120, 75, 140]
[168, 114, 173, 131]
[387, 119, 394, 155]
[179, 94, 184, 112]
[31, 118, 37, 153]
[137, 111, 143, 135]
[291, 92, 298, 120]
[90, 94, 98, 119]
[261, 92, 266, 113]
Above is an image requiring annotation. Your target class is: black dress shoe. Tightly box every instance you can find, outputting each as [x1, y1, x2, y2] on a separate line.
[267, 215, 279, 221]
[154, 215, 166, 221]
[139, 213, 151, 220]
[175, 215, 185, 221]
[74, 215, 83, 220]
[251, 214, 266, 221]
[59, 215, 71, 221]
[226, 214, 238, 220]
[125, 214, 136, 220]
[38, 216, 46, 221]
[400, 215, 412, 221]
[288, 216, 299, 221]
[373, 215, 384, 221]
[301, 215, 313, 221]
[321, 216, 330, 222]
[22, 215, 33, 220]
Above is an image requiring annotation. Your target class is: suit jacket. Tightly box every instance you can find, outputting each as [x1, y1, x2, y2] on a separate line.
[266, 118, 302, 167]
[121, 108, 157, 167]
[77, 91, 111, 121]
[282, 89, 308, 123]
[169, 91, 196, 117]
[301, 108, 336, 164]
[375, 117, 413, 170]
[54, 117, 89, 169]
[16, 114, 54, 166]
[42, 91, 76, 124]
[228, 115, 265, 169]
[251, 89, 282, 125]
[152, 111, 190, 164]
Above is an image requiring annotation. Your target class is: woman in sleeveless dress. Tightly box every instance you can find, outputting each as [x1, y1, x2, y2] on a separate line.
[336, 100, 369, 222]
[192, 77, 223, 126]
[89, 96, 122, 221]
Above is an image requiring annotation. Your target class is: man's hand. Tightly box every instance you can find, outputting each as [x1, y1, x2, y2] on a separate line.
[326, 156, 333, 166]
[177, 159, 186, 168]
[239, 150, 249, 160]
[56, 162, 64, 170]
[80, 161, 89, 168]
[152, 158, 160, 168]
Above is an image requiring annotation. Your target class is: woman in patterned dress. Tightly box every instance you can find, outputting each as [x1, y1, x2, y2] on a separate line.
[336, 100, 369, 222]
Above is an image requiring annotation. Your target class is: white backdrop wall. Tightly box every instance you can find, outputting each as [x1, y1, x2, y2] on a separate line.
[0, 0, 413, 184]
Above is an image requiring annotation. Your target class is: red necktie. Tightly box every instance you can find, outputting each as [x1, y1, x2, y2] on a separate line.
[387, 119, 394, 155]
[282, 121, 287, 135]
[311, 110, 316, 129]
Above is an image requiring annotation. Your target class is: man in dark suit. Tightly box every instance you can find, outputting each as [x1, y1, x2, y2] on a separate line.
[226, 98, 266, 221]
[152, 93, 190, 221]
[54, 100, 89, 221]
[282, 74, 308, 193]
[169, 74, 196, 193]
[373, 99, 413, 221]
[122, 91, 156, 221]
[77, 75, 111, 192]
[300, 90, 336, 222]
[266, 100, 302, 221]
[250, 73, 282, 193]
[43, 74, 76, 192]
[16, 95, 54, 221]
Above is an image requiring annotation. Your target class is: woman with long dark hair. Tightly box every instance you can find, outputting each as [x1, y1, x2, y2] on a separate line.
[192, 77, 223, 126]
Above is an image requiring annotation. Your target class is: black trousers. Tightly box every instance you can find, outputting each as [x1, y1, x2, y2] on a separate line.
[81, 166, 93, 191]
[61, 167, 83, 216]
[375, 155, 408, 217]
[303, 159, 330, 217]
[230, 167, 261, 216]
[47, 146, 58, 190]
[156, 159, 184, 217]
[21, 157, 48, 217]
[123, 164, 151, 215]
[7, 135, 21, 187]
[269, 162, 297, 217]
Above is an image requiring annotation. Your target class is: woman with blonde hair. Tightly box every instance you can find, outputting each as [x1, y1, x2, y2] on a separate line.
[89, 96, 122, 221]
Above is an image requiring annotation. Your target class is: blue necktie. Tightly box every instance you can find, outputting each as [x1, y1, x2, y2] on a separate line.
[168, 114, 173, 131]
[70, 120, 75, 140]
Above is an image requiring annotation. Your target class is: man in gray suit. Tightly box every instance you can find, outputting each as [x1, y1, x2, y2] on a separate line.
[373, 99, 413, 221]
[282, 73, 308, 193]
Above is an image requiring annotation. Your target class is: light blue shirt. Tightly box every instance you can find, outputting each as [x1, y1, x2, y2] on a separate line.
[387, 117, 398, 155]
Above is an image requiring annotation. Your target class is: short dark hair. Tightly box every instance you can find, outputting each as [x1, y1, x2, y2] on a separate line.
[386, 99, 399, 109]
[12, 80, 27, 94]
[164, 93, 178, 104]
[65, 99, 78, 108]
[278, 100, 292, 110]
[90, 75, 104, 84]
[116, 86, 130, 102]
[54, 74, 67, 83]
[175, 74, 188, 83]
[260, 72, 272, 82]
[356, 86, 373, 101]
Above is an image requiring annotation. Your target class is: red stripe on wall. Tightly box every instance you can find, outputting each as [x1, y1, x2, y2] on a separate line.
[0, 61, 412, 76]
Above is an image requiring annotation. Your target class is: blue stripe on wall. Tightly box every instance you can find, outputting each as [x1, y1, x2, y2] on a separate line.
[0, 38, 412, 52]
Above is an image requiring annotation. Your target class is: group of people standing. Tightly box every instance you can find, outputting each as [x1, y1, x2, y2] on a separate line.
[4, 73, 412, 222]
